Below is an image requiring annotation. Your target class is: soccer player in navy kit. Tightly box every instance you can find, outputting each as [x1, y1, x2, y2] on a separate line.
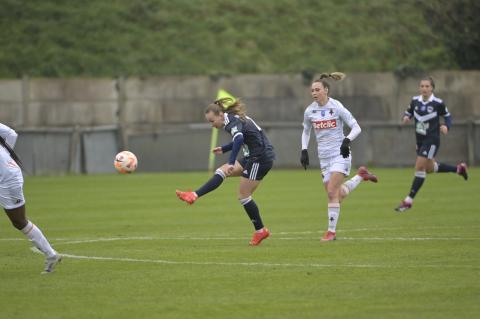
[176, 97, 275, 246]
[395, 76, 468, 212]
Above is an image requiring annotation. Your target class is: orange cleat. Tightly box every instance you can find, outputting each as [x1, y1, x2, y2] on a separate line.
[321, 231, 336, 242]
[249, 228, 270, 246]
[175, 190, 198, 205]
[357, 166, 378, 183]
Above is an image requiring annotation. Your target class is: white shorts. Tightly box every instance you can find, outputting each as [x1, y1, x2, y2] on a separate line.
[0, 184, 25, 210]
[0, 167, 25, 210]
[319, 154, 351, 183]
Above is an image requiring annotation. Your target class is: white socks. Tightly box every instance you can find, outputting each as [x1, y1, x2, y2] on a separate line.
[404, 196, 413, 204]
[342, 175, 363, 196]
[327, 203, 340, 232]
[21, 221, 56, 258]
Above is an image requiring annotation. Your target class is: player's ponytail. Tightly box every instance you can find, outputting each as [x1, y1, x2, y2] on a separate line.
[318, 72, 346, 81]
[314, 72, 346, 96]
[206, 97, 246, 119]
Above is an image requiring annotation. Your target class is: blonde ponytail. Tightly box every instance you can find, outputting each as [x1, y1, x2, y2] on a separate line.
[318, 72, 346, 81]
[205, 97, 246, 119]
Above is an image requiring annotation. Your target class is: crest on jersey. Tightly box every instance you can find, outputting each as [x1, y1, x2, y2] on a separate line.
[321, 110, 325, 117]
[427, 106, 434, 113]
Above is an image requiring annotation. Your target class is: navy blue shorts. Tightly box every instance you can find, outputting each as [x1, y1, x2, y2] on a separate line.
[416, 139, 439, 159]
[239, 157, 273, 181]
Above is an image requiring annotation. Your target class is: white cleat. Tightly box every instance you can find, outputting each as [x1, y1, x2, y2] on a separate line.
[42, 253, 62, 274]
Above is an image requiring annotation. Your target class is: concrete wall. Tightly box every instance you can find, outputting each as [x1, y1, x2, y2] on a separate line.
[1, 71, 479, 174]
[2, 71, 480, 128]
[11, 121, 479, 175]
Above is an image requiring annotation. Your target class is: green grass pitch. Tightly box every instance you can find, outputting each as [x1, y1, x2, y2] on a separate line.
[0, 168, 478, 319]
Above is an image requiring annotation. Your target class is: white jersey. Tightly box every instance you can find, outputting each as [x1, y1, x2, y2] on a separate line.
[302, 97, 358, 159]
[0, 123, 23, 186]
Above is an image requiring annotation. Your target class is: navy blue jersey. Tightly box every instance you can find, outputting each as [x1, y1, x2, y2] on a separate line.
[405, 94, 451, 142]
[224, 113, 275, 161]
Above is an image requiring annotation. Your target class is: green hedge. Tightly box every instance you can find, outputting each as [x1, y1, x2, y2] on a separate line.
[0, 0, 458, 77]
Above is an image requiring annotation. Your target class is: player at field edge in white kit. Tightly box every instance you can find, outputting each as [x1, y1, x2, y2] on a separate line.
[176, 97, 275, 246]
[0, 123, 61, 273]
[394, 76, 468, 212]
[300, 73, 378, 242]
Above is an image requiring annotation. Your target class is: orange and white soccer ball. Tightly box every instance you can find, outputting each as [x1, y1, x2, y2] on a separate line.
[114, 151, 138, 174]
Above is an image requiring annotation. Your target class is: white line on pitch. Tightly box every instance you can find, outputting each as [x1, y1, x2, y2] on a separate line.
[2, 236, 480, 245]
[54, 237, 480, 245]
[45, 251, 480, 269]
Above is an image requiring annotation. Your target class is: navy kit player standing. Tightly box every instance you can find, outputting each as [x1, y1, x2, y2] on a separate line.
[0, 123, 61, 273]
[301, 73, 378, 242]
[395, 76, 468, 212]
[176, 98, 275, 246]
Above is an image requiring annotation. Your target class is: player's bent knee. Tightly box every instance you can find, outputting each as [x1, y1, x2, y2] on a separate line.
[214, 168, 227, 180]
[327, 191, 339, 202]
[217, 165, 230, 176]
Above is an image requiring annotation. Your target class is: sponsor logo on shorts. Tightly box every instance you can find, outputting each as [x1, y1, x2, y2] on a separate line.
[313, 119, 337, 129]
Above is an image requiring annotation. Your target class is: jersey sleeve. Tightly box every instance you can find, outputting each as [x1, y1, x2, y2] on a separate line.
[404, 99, 415, 118]
[224, 115, 244, 141]
[0, 123, 18, 148]
[438, 101, 450, 117]
[301, 109, 312, 150]
[438, 101, 452, 129]
[338, 103, 357, 128]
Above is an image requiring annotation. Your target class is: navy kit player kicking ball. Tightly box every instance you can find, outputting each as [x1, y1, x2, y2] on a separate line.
[0, 123, 61, 273]
[301, 73, 378, 242]
[395, 76, 468, 212]
[176, 98, 275, 246]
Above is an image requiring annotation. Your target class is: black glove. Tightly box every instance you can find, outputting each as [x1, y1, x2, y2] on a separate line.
[300, 149, 309, 170]
[340, 138, 350, 158]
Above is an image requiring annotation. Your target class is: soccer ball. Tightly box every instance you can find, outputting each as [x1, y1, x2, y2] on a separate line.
[114, 151, 138, 174]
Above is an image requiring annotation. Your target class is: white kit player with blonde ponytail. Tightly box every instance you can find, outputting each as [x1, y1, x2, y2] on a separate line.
[300, 72, 378, 242]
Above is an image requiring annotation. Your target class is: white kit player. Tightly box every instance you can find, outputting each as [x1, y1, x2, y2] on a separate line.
[0, 123, 61, 273]
[300, 73, 378, 242]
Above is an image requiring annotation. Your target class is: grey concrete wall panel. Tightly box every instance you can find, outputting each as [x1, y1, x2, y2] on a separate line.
[128, 127, 213, 172]
[0, 80, 23, 125]
[474, 123, 480, 164]
[14, 132, 72, 175]
[82, 130, 118, 174]
[434, 125, 469, 164]
[25, 101, 118, 127]
[370, 125, 417, 167]
[25, 79, 118, 126]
